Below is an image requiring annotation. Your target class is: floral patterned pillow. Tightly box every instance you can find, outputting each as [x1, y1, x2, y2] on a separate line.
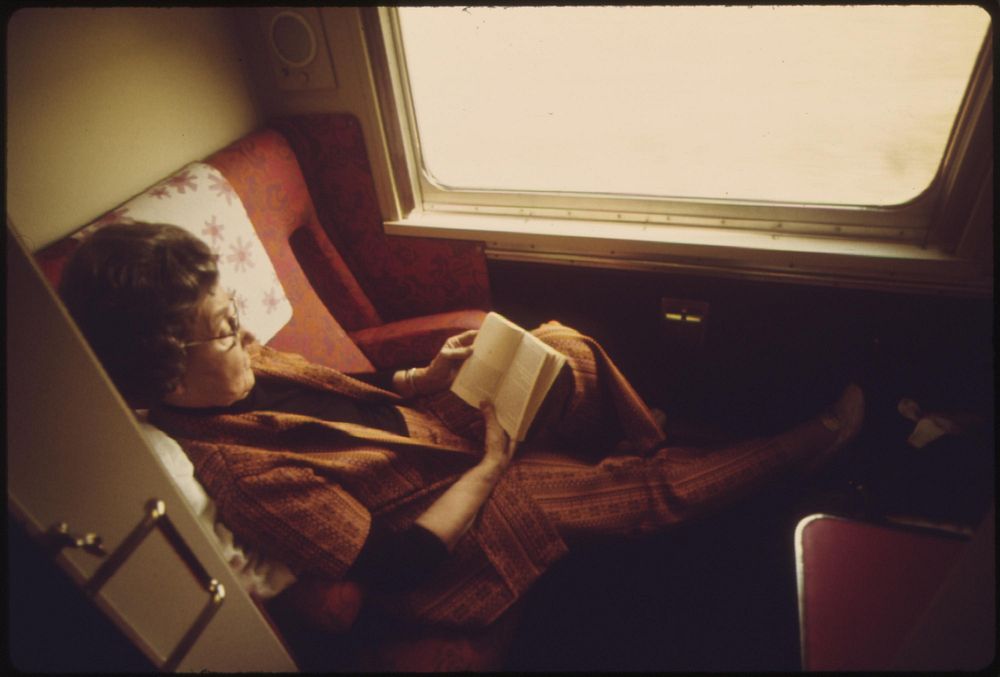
[78, 162, 293, 344]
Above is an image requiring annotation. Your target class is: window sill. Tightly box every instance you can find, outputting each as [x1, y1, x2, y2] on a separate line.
[386, 211, 991, 296]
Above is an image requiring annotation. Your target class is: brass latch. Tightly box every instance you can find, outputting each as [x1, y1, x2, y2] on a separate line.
[45, 522, 107, 558]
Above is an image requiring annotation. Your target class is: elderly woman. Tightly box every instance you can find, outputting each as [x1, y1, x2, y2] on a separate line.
[59, 221, 863, 629]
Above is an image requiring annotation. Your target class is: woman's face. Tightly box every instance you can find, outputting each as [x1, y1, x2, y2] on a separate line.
[162, 286, 255, 408]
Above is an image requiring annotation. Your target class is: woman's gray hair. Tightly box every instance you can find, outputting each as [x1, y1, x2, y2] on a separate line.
[59, 222, 219, 407]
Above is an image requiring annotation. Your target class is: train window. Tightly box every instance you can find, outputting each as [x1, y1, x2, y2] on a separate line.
[380, 5, 990, 244]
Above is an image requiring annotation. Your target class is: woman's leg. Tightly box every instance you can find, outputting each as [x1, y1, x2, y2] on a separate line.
[412, 320, 660, 456]
[411, 321, 864, 541]
[526, 321, 665, 456]
[513, 386, 863, 542]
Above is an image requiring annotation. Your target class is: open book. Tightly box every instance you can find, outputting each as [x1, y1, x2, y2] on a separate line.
[451, 312, 568, 442]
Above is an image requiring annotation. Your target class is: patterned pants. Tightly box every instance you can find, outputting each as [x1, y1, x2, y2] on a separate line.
[512, 420, 837, 543]
[409, 323, 840, 544]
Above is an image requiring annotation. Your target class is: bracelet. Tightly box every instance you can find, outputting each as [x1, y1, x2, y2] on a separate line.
[405, 367, 418, 396]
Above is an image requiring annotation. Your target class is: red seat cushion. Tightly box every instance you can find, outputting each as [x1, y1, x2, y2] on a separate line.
[796, 515, 966, 670]
[350, 310, 488, 370]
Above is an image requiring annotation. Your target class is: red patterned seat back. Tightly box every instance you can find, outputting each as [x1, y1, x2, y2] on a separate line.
[35, 127, 376, 374]
[204, 129, 375, 373]
[269, 114, 492, 323]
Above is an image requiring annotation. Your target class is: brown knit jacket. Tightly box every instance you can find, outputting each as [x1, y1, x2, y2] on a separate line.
[150, 323, 664, 627]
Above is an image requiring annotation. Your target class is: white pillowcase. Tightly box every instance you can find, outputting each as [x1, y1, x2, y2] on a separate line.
[78, 162, 292, 344]
[137, 415, 297, 600]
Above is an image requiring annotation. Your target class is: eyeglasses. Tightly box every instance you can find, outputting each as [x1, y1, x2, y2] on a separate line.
[181, 296, 241, 351]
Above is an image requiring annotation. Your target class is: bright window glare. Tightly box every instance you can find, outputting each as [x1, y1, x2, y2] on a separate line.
[398, 6, 989, 207]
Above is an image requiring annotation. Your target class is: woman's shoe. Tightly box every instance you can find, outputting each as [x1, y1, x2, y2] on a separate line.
[820, 383, 865, 442]
[805, 383, 865, 475]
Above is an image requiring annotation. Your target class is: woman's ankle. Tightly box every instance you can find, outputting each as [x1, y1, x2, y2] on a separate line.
[821, 383, 865, 441]
[806, 383, 865, 475]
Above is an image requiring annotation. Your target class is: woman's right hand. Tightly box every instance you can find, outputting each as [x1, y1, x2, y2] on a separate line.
[413, 400, 516, 550]
[480, 401, 516, 471]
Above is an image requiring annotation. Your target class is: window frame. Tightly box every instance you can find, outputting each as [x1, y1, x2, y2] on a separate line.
[363, 7, 993, 294]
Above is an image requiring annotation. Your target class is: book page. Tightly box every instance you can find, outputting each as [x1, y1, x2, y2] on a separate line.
[493, 336, 549, 440]
[519, 349, 567, 440]
[450, 312, 524, 408]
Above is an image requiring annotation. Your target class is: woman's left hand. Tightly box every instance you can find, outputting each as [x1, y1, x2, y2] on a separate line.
[411, 330, 477, 394]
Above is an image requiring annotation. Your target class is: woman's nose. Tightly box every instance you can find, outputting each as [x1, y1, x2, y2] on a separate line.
[240, 327, 257, 347]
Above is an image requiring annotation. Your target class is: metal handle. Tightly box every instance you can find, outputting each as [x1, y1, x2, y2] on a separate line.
[58, 499, 225, 672]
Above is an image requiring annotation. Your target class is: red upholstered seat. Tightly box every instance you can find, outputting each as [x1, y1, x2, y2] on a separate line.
[795, 514, 968, 670]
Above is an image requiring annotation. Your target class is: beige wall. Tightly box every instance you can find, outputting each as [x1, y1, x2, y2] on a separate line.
[232, 7, 401, 220]
[6, 8, 262, 251]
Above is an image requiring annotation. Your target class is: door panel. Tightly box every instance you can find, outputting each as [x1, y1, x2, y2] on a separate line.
[6, 226, 297, 672]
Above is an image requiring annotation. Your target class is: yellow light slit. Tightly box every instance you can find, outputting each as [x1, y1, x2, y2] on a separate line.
[664, 312, 702, 323]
